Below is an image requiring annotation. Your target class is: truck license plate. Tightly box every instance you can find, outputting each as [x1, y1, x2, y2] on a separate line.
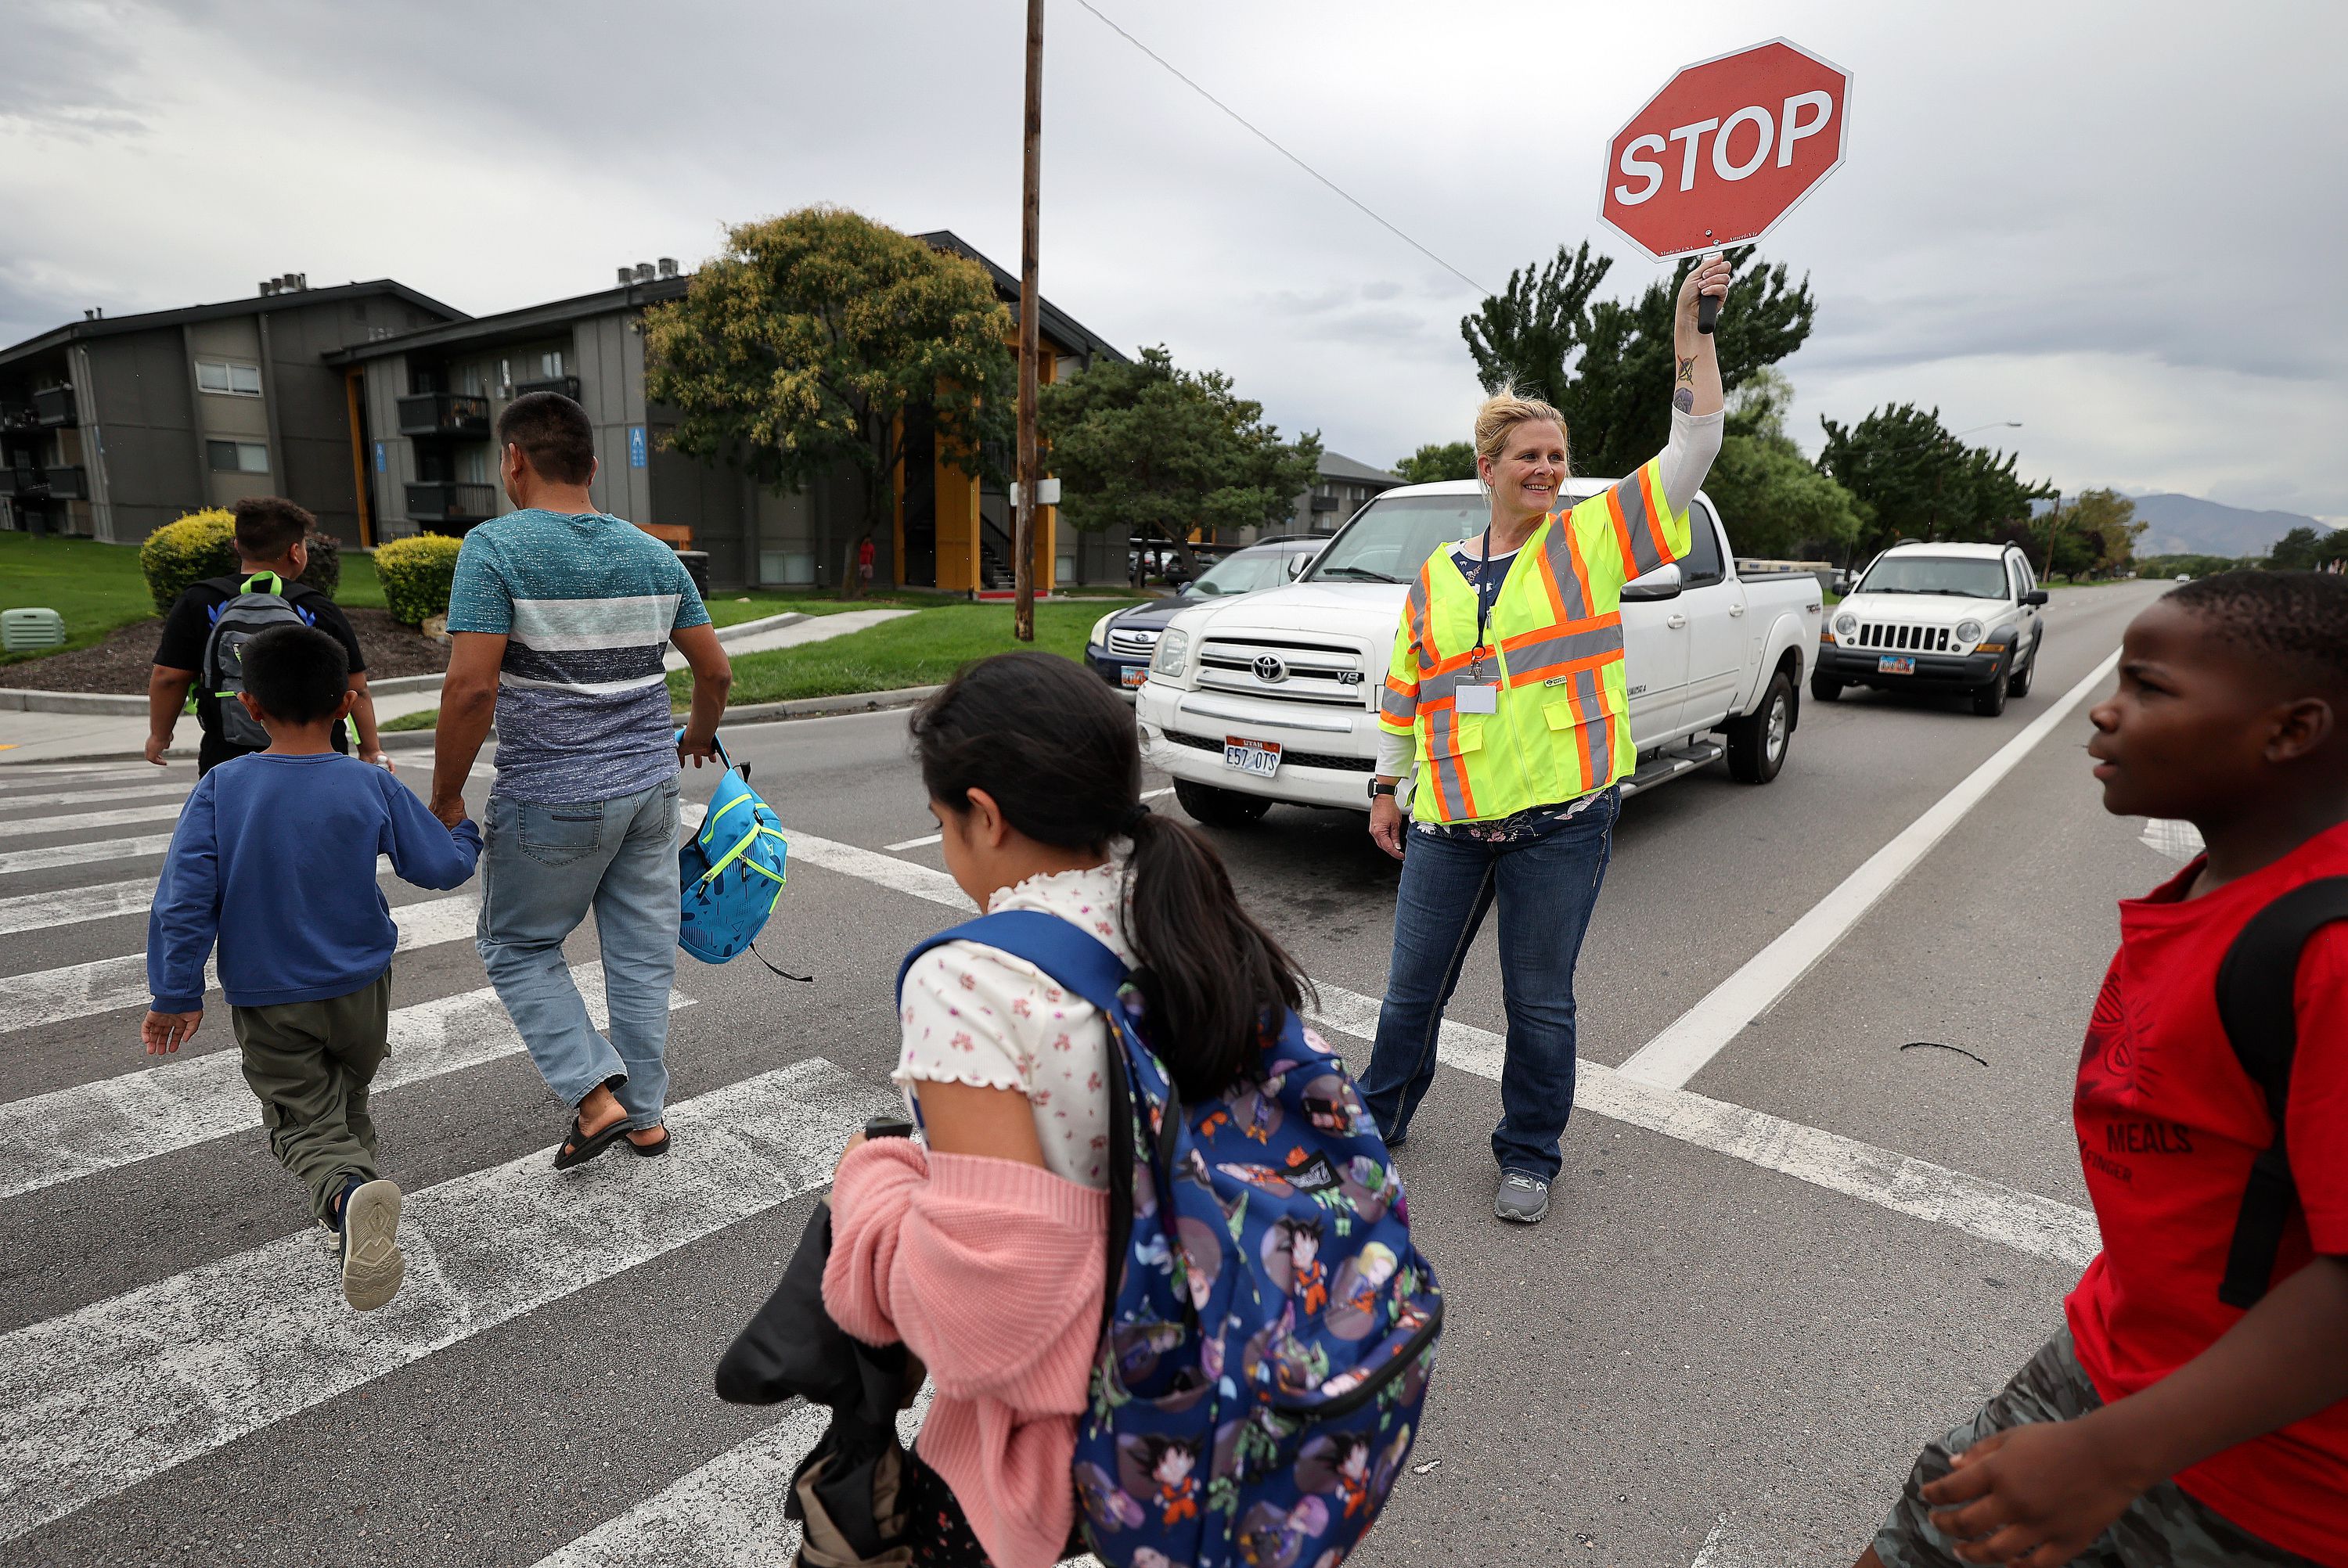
[1878, 656, 1916, 675]
[1224, 737, 1281, 778]
[1120, 665, 1148, 689]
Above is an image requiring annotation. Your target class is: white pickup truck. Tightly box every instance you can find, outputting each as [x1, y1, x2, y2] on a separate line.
[1135, 477, 1824, 826]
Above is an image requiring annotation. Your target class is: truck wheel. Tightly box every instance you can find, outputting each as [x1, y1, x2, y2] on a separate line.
[2007, 653, 2033, 699]
[1726, 671, 1794, 784]
[1174, 779, 1272, 829]
[1972, 667, 2011, 717]
[1808, 672, 1844, 703]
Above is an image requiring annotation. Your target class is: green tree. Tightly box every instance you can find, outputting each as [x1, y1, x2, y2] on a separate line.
[2267, 525, 2328, 570]
[2041, 489, 2145, 580]
[1460, 242, 1817, 477]
[643, 207, 1014, 597]
[1394, 441, 1477, 484]
[1817, 403, 2051, 555]
[1040, 346, 1321, 583]
[1698, 369, 1867, 559]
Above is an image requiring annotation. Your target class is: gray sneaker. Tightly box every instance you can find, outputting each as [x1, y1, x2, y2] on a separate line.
[339, 1179, 406, 1311]
[1494, 1171, 1550, 1225]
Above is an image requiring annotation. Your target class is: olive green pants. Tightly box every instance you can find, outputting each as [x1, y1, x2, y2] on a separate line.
[230, 972, 392, 1225]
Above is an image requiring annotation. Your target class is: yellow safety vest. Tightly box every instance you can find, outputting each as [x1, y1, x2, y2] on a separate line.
[1377, 459, 1691, 824]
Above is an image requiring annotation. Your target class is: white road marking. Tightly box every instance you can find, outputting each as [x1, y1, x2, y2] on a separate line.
[2139, 817, 2204, 862]
[0, 782, 189, 811]
[0, 801, 184, 841]
[0, 962, 686, 1201]
[0, 832, 178, 876]
[779, 824, 2100, 1268]
[1616, 646, 2124, 1091]
[533, 1396, 931, 1568]
[0, 876, 153, 937]
[0, 894, 479, 1034]
[0, 765, 180, 784]
[0, 1056, 891, 1543]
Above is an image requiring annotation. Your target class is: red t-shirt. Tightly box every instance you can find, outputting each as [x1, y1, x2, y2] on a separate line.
[2065, 818, 2348, 1562]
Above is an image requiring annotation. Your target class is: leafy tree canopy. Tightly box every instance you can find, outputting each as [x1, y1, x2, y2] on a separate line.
[1040, 346, 1321, 578]
[1461, 241, 1816, 478]
[1817, 402, 2053, 557]
[2266, 524, 2348, 571]
[643, 207, 1014, 592]
[1699, 372, 1867, 559]
[1394, 441, 1477, 484]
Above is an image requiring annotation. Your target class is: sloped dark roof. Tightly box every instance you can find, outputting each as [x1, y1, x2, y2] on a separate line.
[0, 279, 465, 369]
[913, 231, 1128, 365]
[325, 275, 691, 365]
[1317, 451, 1403, 485]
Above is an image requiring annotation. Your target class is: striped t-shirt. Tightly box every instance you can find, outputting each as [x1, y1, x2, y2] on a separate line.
[445, 509, 711, 803]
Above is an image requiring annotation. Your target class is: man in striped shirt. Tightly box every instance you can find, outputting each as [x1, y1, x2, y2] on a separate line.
[429, 392, 733, 1170]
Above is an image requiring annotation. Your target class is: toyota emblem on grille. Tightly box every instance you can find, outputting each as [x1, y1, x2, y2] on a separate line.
[1251, 654, 1287, 683]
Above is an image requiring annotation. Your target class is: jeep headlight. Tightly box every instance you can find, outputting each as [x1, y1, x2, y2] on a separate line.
[1834, 612, 1857, 637]
[1088, 613, 1113, 649]
[1151, 628, 1190, 678]
[1955, 618, 1984, 644]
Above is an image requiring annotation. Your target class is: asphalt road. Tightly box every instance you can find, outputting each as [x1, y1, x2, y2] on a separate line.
[0, 578, 2180, 1566]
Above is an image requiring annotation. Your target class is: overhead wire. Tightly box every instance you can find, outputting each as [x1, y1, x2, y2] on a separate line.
[1071, 0, 1491, 298]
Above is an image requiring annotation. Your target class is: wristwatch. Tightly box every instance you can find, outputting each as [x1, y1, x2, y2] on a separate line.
[1368, 781, 1398, 800]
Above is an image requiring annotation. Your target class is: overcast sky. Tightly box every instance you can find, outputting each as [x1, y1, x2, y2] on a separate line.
[6, 0, 2342, 520]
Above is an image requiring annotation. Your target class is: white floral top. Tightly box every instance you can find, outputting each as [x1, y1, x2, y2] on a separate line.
[893, 858, 1133, 1189]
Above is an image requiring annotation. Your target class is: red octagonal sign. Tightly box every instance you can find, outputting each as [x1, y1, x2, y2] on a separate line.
[1599, 38, 1851, 261]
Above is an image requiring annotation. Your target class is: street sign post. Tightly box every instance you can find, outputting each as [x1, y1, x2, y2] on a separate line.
[1599, 38, 1851, 329]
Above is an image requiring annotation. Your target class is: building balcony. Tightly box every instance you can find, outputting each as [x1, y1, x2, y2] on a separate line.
[31, 386, 77, 427]
[513, 373, 582, 401]
[0, 469, 35, 498]
[405, 480, 498, 525]
[0, 466, 85, 500]
[396, 393, 492, 439]
[0, 405, 37, 435]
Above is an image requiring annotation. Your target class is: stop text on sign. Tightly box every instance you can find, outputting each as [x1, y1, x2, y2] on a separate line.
[1597, 38, 1852, 261]
[1612, 92, 1836, 204]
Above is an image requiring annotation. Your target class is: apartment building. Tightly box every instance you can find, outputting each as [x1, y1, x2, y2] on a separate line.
[0, 278, 462, 543]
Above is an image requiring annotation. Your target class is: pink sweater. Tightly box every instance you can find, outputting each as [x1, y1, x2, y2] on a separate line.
[823, 1138, 1108, 1568]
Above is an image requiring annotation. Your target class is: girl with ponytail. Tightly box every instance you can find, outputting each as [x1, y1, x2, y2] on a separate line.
[821, 651, 1305, 1568]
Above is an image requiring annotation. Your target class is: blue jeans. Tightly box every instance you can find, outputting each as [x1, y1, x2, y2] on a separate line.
[1358, 788, 1618, 1182]
[477, 778, 681, 1128]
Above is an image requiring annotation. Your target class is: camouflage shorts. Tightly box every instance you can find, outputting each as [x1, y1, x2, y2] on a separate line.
[1872, 1328, 2318, 1568]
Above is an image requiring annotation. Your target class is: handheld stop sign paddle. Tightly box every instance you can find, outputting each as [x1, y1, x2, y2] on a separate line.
[1597, 38, 1853, 333]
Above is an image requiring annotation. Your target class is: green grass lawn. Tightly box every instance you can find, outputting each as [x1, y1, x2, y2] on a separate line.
[681, 599, 1138, 707]
[0, 533, 389, 663]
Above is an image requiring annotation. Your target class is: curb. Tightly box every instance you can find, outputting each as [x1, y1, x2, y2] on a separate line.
[718, 685, 941, 725]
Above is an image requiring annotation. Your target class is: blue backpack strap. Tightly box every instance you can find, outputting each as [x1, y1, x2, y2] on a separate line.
[895, 909, 1129, 1012]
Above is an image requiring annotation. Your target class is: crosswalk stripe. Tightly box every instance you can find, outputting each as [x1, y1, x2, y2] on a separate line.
[0, 782, 189, 812]
[532, 1398, 929, 1568]
[0, 766, 180, 785]
[0, 832, 177, 876]
[0, 894, 480, 1034]
[778, 823, 2101, 1269]
[0, 1056, 890, 1544]
[0, 877, 153, 938]
[0, 802, 184, 841]
[0, 961, 687, 1201]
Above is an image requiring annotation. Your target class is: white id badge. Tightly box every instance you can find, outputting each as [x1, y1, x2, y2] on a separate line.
[1455, 682, 1499, 715]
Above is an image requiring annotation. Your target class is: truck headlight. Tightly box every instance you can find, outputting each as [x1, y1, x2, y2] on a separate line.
[1088, 613, 1113, 649]
[1834, 612, 1857, 638]
[1955, 619, 1983, 644]
[1151, 629, 1190, 678]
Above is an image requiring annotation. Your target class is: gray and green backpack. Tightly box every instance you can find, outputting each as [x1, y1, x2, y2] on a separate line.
[200, 571, 315, 749]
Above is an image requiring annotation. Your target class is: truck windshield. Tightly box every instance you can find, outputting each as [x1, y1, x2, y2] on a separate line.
[1305, 494, 1598, 584]
[1191, 550, 1304, 596]
[1856, 556, 2011, 599]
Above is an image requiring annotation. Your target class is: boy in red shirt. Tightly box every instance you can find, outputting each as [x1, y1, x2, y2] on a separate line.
[1864, 572, 2348, 1568]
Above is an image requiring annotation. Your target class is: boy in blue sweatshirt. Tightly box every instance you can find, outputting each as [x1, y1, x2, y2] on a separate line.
[144, 624, 481, 1311]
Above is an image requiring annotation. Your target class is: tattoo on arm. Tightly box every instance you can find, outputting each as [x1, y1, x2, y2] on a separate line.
[1676, 354, 1696, 384]
[1673, 387, 1695, 412]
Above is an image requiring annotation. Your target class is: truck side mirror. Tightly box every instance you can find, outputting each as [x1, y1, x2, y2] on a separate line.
[2021, 589, 2049, 606]
[1621, 563, 1684, 602]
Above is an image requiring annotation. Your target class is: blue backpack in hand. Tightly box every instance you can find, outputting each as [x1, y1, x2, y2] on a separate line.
[676, 732, 794, 969]
[897, 911, 1443, 1568]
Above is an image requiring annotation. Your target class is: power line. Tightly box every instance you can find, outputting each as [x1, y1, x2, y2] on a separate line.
[1072, 0, 1491, 298]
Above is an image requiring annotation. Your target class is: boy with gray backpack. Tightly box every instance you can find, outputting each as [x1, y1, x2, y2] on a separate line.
[146, 496, 389, 775]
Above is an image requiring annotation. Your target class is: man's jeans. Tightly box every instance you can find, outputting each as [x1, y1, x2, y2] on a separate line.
[477, 778, 681, 1129]
[1358, 788, 1618, 1182]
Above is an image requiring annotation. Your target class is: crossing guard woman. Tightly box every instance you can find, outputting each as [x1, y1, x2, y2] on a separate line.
[1360, 254, 1730, 1225]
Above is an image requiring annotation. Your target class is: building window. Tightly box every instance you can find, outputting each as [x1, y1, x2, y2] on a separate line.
[540, 350, 565, 378]
[206, 440, 269, 473]
[195, 360, 263, 397]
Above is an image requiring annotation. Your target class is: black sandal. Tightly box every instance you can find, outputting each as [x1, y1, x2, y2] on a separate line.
[552, 1113, 629, 1171]
[627, 1127, 672, 1158]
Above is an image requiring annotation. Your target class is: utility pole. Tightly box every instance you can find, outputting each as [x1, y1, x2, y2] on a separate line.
[2042, 489, 2062, 581]
[1013, 0, 1043, 642]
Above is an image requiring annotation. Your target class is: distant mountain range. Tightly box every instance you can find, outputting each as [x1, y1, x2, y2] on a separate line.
[2125, 492, 2335, 558]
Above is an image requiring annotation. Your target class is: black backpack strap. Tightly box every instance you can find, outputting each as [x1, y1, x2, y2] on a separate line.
[2213, 876, 2348, 1308]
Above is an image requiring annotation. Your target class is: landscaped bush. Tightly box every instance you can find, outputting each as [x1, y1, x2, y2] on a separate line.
[139, 510, 238, 613]
[375, 534, 465, 627]
[139, 508, 344, 612]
